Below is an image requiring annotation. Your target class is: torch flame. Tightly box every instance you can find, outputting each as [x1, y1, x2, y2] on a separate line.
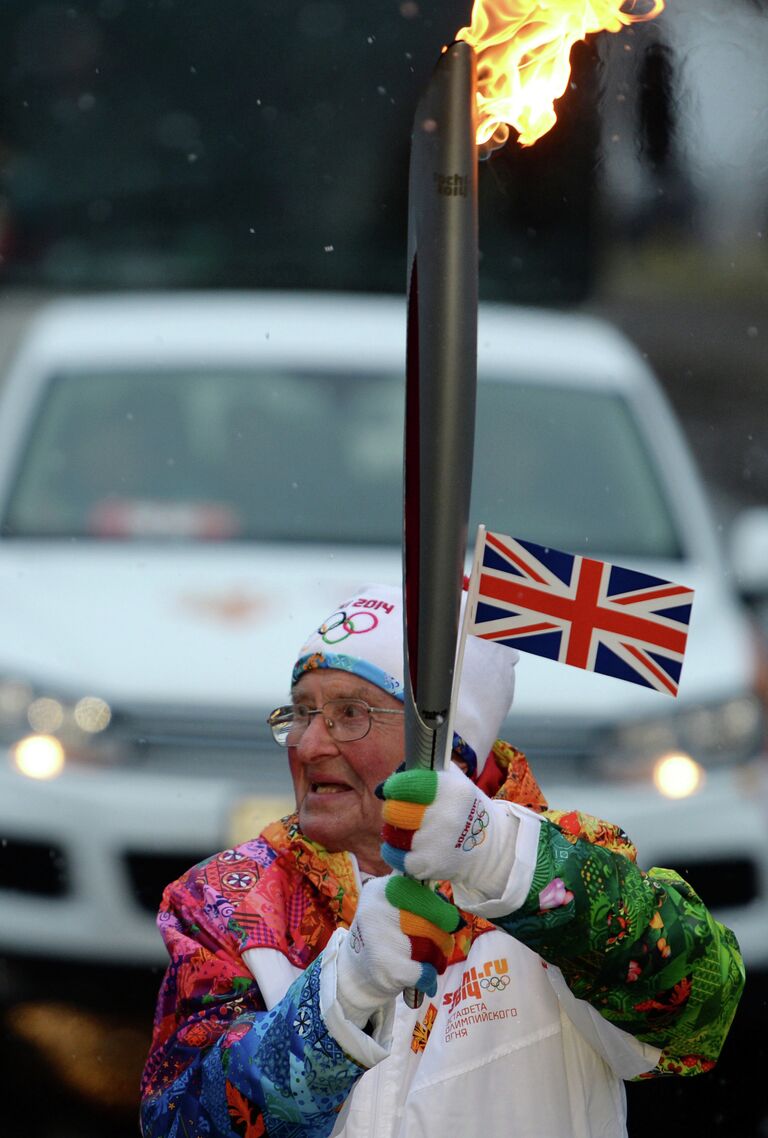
[456, 0, 665, 151]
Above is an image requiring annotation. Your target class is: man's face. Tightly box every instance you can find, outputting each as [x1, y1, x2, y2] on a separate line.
[287, 669, 404, 875]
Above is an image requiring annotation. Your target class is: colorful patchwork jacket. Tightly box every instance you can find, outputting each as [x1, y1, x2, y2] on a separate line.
[140, 743, 744, 1138]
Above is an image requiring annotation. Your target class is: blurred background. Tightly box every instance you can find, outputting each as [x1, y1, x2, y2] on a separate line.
[0, 0, 767, 513]
[0, 0, 767, 1135]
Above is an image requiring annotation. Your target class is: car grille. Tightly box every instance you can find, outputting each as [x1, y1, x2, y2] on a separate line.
[104, 708, 289, 915]
[651, 855, 759, 912]
[498, 715, 611, 782]
[124, 850, 213, 915]
[95, 705, 291, 790]
[0, 836, 68, 896]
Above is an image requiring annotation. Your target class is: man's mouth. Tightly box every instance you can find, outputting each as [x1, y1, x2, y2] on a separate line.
[311, 782, 352, 795]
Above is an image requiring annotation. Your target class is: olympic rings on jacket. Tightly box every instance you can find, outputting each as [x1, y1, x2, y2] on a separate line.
[480, 974, 510, 991]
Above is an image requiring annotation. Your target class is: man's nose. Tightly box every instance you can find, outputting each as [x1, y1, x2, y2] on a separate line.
[294, 711, 339, 759]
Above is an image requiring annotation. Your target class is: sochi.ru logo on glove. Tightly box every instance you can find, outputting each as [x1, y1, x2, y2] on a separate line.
[349, 925, 365, 954]
[463, 808, 489, 851]
[455, 799, 490, 852]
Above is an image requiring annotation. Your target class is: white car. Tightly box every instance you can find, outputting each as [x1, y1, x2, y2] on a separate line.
[0, 291, 766, 981]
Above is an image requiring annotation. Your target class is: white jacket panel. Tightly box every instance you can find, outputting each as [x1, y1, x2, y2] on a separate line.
[303, 926, 657, 1138]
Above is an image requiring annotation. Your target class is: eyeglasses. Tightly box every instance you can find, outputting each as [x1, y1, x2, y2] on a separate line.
[267, 698, 404, 746]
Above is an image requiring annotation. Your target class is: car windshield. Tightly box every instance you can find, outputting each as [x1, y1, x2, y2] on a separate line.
[0, 367, 681, 557]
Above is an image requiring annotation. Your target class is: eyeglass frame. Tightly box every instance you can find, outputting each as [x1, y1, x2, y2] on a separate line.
[267, 698, 404, 746]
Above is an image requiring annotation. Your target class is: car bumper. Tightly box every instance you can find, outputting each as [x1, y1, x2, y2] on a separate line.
[0, 758, 294, 968]
[1, 754, 766, 972]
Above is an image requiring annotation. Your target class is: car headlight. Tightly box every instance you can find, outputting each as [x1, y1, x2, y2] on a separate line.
[13, 734, 66, 780]
[0, 675, 113, 779]
[651, 752, 705, 799]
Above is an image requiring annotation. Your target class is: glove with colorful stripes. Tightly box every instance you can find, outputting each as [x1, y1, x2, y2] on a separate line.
[380, 765, 519, 902]
[336, 874, 461, 1028]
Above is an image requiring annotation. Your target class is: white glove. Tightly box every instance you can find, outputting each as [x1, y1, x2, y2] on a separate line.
[336, 875, 460, 1028]
[380, 765, 519, 902]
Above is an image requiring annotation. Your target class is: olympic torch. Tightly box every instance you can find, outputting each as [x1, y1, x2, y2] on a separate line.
[401, 41, 478, 1007]
[402, 40, 478, 782]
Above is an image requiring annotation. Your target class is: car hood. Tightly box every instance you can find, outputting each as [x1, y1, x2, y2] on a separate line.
[0, 543, 402, 708]
[0, 544, 754, 718]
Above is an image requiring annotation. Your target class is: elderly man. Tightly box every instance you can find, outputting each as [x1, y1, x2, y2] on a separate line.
[140, 584, 744, 1138]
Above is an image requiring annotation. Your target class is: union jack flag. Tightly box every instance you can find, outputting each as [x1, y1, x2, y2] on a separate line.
[466, 529, 694, 696]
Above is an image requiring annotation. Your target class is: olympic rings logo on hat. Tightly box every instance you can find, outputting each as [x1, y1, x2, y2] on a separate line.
[462, 807, 490, 852]
[319, 609, 379, 644]
[480, 974, 510, 991]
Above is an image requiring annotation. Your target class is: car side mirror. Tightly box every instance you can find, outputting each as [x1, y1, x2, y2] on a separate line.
[730, 507, 768, 607]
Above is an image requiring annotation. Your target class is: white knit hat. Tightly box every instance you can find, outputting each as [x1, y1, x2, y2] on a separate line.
[292, 584, 518, 770]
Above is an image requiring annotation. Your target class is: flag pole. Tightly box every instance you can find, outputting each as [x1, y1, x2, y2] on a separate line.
[441, 525, 486, 770]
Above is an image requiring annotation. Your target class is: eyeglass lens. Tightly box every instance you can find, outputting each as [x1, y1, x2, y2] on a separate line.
[282, 699, 372, 744]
